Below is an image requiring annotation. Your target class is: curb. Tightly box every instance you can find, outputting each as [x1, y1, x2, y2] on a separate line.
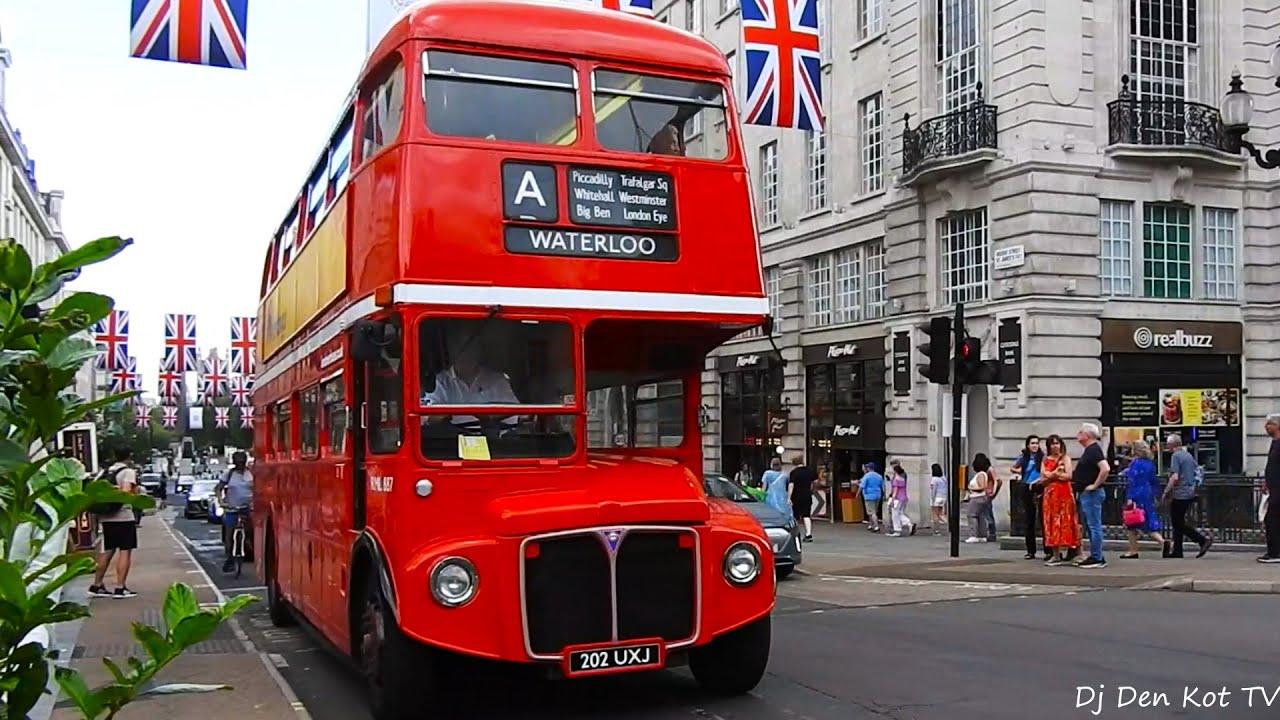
[997, 536, 1264, 554]
[160, 515, 313, 720]
[1145, 576, 1280, 594]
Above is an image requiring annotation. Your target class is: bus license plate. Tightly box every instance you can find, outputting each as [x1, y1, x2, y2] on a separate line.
[564, 641, 664, 677]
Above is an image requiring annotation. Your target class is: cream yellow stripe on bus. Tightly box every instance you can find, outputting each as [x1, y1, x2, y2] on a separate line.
[260, 202, 349, 360]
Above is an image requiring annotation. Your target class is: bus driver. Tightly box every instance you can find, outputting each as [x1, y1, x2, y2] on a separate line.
[421, 328, 520, 427]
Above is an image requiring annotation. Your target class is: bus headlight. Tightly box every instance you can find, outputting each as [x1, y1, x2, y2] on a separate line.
[429, 557, 478, 607]
[722, 542, 761, 586]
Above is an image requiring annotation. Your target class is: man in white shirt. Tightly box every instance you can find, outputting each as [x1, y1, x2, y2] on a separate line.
[422, 330, 520, 426]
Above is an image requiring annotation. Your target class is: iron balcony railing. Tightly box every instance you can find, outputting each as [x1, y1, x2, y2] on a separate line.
[902, 83, 998, 179]
[1010, 475, 1268, 545]
[1106, 74, 1230, 152]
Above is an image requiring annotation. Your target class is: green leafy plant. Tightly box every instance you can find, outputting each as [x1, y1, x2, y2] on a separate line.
[0, 237, 256, 719]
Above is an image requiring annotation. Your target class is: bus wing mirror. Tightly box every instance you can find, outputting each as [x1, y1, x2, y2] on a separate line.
[350, 320, 401, 362]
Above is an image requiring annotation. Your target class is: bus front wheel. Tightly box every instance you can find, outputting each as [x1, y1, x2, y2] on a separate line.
[359, 574, 435, 720]
[689, 614, 771, 695]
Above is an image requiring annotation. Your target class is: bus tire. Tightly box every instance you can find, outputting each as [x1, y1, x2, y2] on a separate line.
[265, 533, 294, 627]
[359, 573, 434, 720]
[689, 614, 771, 696]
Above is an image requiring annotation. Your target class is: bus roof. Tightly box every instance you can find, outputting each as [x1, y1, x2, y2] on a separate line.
[370, 0, 731, 77]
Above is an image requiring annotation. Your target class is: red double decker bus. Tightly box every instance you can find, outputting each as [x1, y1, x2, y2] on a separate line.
[253, 1, 772, 716]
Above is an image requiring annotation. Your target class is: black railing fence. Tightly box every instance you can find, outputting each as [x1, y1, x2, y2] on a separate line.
[1010, 476, 1266, 545]
[902, 82, 998, 179]
[1106, 74, 1230, 152]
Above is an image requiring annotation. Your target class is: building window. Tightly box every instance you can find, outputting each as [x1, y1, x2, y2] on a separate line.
[766, 266, 782, 317]
[859, 0, 883, 38]
[865, 241, 887, 318]
[818, 0, 831, 63]
[860, 94, 883, 194]
[719, 0, 734, 16]
[634, 381, 684, 447]
[940, 208, 990, 305]
[807, 242, 887, 327]
[1142, 203, 1193, 300]
[1100, 200, 1134, 297]
[759, 141, 779, 226]
[686, 0, 702, 34]
[936, 0, 982, 113]
[806, 254, 833, 327]
[1201, 208, 1237, 300]
[806, 132, 827, 211]
[1129, 0, 1199, 103]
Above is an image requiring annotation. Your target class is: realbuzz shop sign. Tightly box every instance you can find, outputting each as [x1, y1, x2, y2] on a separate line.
[1102, 319, 1242, 356]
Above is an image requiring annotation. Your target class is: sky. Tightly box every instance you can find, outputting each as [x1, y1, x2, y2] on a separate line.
[0, 0, 376, 395]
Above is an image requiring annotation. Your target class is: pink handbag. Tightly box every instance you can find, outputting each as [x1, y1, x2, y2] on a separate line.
[1122, 502, 1146, 528]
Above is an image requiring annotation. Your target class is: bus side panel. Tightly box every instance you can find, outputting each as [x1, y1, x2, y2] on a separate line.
[318, 460, 350, 648]
[348, 147, 403, 298]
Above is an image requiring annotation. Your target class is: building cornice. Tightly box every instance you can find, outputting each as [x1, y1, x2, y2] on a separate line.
[0, 108, 57, 243]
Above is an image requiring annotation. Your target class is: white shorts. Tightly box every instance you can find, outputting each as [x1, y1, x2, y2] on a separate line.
[931, 498, 946, 508]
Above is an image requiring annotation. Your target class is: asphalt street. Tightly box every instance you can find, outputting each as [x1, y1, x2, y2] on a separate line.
[171, 513, 1280, 720]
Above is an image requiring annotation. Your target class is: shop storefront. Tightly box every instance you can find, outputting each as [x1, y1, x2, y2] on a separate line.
[803, 340, 888, 522]
[717, 352, 785, 485]
[1100, 319, 1245, 475]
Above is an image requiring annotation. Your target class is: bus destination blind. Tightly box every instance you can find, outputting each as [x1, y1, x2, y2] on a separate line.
[566, 166, 676, 231]
[504, 226, 678, 262]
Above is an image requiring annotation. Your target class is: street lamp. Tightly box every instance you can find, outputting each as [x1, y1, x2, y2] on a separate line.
[1222, 44, 1280, 169]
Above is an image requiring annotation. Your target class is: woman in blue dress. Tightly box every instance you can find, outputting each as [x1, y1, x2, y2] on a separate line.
[762, 456, 792, 517]
[1122, 440, 1169, 558]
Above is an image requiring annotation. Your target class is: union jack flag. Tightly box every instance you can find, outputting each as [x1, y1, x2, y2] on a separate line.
[239, 404, 254, 429]
[202, 355, 228, 402]
[130, 0, 249, 70]
[110, 357, 139, 394]
[230, 374, 254, 406]
[567, 0, 654, 16]
[92, 309, 129, 371]
[134, 412, 152, 428]
[157, 362, 183, 398]
[162, 405, 179, 428]
[741, 0, 824, 132]
[164, 314, 199, 373]
[230, 316, 256, 374]
[214, 406, 231, 428]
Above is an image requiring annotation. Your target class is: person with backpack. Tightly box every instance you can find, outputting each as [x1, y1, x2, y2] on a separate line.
[88, 446, 140, 598]
[1161, 433, 1213, 558]
[216, 451, 255, 573]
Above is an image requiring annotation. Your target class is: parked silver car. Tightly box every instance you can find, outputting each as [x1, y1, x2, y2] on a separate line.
[703, 472, 802, 579]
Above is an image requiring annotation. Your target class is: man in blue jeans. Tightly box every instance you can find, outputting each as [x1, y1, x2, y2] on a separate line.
[1073, 423, 1111, 568]
[216, 451, 254, 572]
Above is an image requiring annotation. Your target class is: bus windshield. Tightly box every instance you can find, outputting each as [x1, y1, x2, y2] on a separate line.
[592, 69, 728, 159]
[423, 50, 578, 145]
[417, 317, 577, 460]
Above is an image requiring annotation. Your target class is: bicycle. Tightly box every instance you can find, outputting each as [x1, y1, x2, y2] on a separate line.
[228, 504, 252, 579]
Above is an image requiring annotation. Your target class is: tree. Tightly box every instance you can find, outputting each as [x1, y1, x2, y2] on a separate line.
[95, 406, 174, 469]
[0, 236, 255, 719]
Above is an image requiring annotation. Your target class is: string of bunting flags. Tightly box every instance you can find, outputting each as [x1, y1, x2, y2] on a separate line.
[90, 313, 258, 430]
[128, 0, 823, 133]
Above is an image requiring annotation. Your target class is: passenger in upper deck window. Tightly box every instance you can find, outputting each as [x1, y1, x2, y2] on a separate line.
[421, 328, 520, 425]
[647, 122, 685, 155]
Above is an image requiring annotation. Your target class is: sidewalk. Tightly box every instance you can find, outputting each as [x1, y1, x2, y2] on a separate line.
[796, 519, 1280, 593]
[41, 512, 307, 720]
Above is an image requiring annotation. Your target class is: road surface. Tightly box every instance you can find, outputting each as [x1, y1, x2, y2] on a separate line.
[172, 513, 1280, 720]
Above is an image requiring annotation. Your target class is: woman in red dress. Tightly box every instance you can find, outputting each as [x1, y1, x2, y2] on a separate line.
[1040, 434, 1081, 566]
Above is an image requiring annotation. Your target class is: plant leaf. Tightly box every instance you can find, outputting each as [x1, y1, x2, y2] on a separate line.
[0, 437, 27, 472]
[132, 622, 171, 663]
[54, 667, 104, 720]
[0, 238, 34, 291]
[217, 594, 259, 620]
[0, 559, 26, 603]
[169, 613, 219, 649]
[162, 583, 199, 633]
[43, 236, 133, 277]
[100, 657, 128, 684]
[6, 642, 51, 719]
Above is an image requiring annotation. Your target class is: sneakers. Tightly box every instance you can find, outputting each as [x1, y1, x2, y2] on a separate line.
[88, 585, 112, 598]
[964, 536, 986, 544]
[909, 525, 917, 537]
[1197, 538, 1214, 558]
[112, 587, 137, 598]
[1044, 557, 1065, 567]
[222, 558, 236, 573]
[1078, 557, 1107, 569]
[1257, 556, 1280, 564]
[803, 535, 814, 543]
[886, 532, 901, 537]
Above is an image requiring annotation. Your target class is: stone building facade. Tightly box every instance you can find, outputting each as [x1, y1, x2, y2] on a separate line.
[654, 0, 1280, 528]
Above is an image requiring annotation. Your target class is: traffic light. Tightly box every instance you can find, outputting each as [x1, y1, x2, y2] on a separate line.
[916, 317, 952, 384]
[955, 336, 1001, 385]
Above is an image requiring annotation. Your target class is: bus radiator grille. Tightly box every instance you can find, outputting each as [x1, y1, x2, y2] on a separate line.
[523, 529, 697, 656]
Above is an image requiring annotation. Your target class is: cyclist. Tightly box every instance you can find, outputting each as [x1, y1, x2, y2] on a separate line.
[216, 451, 254, 572]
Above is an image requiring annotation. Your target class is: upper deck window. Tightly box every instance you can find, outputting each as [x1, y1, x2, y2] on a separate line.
[423, 51, 578, 145]
[592, 70, 729, 160]
[361, 59, 405, 161]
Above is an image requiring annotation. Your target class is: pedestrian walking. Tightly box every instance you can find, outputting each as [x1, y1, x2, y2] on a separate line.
[965, 454, 994, 543]
[88, 446, 141, 598]
[1160, 433, 1213, 558]
[1010, 435, 1047, 560]
[789, 456, 817, 542]
[1120, 440, 1169, 559]
[929, 463, 947, 535]
[762, 456, 791, 518]
[1259, 414, 1280, 563]
[1073, 423, 1110, 568]
[887, 464, 916, 537]
[1040, 434, 1081, 566]
[983, 459, 1002, 542]
[857, 462, 885, 533]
